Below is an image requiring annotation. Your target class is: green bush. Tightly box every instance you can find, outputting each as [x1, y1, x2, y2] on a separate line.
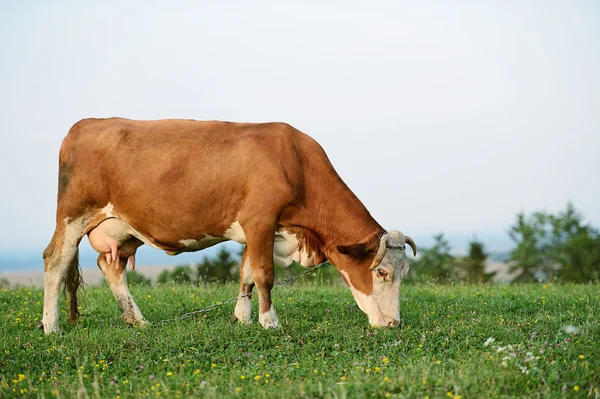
[125, 270, 152, 286]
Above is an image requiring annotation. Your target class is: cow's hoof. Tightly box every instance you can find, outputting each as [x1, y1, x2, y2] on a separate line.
[36, 321, 44, 330]
[258, 305, 279, 329]
[260, 320, 279, 329]
[42, 324, 60, 334]
[126, 319, 149, 328]
[231, 314, 252, 324]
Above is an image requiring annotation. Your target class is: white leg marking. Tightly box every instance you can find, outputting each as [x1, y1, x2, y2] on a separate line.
[234, 296, 252, 324]
[42, 266, 65, 334]
[259, 304, 279, 328]
[234, 257, 253, 323]
[101, 262, 146, 326]
[42, 218, 84, 334]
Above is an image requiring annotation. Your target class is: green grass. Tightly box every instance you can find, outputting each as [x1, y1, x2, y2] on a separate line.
[1, 281, 598, 398]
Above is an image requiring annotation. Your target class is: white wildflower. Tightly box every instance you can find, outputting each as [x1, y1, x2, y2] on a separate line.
[561, 325, 580, 334]
[484, 337, 495, 347]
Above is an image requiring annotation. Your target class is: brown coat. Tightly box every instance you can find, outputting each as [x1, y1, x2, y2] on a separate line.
[40, 118, 410, 334]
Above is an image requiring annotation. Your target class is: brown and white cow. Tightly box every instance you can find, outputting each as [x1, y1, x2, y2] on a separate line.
[40, 118, 416, 334]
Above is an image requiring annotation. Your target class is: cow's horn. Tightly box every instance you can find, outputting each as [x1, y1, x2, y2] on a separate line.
[369, 233, 387, 270]
[405, 236, 417, 256]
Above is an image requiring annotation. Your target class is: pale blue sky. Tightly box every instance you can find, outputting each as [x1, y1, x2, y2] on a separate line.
[1, 1, 599, 253]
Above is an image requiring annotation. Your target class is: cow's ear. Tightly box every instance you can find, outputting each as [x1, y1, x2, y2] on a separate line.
[337, 243, 373, 258]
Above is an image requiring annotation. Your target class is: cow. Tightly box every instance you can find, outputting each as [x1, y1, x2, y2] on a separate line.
[39, 118, 416, 334]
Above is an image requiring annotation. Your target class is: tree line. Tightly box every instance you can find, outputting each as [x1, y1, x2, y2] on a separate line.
[127, 203, 599, 286]
[407, 203, 599, 283]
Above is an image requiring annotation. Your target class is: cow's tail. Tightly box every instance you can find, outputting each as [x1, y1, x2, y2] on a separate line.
[63, 248, 84, 321]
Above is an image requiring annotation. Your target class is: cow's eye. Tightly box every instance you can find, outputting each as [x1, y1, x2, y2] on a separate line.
[377, 269, 388, 278]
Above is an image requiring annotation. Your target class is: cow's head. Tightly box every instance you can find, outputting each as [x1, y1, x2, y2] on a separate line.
[336, 231, 416, 327]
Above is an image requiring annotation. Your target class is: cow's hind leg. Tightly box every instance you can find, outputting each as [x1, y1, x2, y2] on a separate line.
[232, 248, 254, 323]
[41, 219, 85, 334]
[98, 254, 147, 327]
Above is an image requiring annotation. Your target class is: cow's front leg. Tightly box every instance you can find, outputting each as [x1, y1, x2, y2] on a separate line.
[98, 254, 147, 327]
[233, 248, 254, 323]
[244, 223, 279, 329]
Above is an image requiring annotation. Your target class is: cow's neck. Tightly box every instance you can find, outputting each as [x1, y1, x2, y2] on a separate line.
[286, 163, 384, 256]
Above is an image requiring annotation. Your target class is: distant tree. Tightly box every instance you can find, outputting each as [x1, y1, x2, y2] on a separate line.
[156, 269, 171, 284]
[171, 265, 193, 284]
[508, 212, 549, 282]
[156, 265, 193, 284]
[508, 203, 600, 282]
[460, 238, 493, 283]
[196, 247, 240, 285]
[410, 233, 458, 283]
[126, 270, 152, 286]
[547, 204, 600, 282]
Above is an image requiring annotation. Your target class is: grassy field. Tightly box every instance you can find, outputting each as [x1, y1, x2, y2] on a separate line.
[1, 280, 598, 398]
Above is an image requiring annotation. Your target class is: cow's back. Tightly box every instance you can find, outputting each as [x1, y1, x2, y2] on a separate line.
[57, 118, 319, 245]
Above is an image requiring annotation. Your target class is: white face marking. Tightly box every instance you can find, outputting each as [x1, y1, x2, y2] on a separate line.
[273, 231, 317, 267]
[359, 230, 411, 327]
[339, 269, 382, 325]
[370, 264, 401, 326]
[258, 304, 279, 328]
[223, 221, 247, 244]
